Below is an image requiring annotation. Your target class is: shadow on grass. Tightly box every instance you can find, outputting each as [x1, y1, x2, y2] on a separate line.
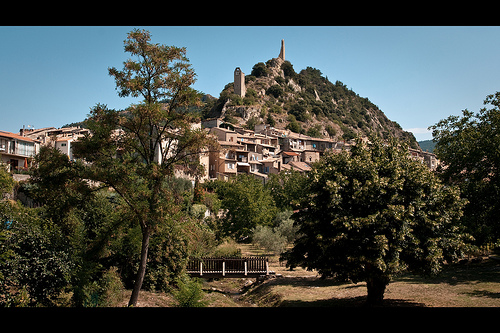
[246, 259, 500, 307]
[463, 290, 500, 299]
[245, 275, 426, 307]
[394, 259, 500, 287]
[279, 296, 426, 307]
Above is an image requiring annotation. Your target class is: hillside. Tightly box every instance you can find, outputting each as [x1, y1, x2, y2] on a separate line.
[418, 139, 436, 153]
[203, 55, 419, 149]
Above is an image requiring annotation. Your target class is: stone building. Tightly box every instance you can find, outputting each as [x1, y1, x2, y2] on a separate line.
[278, 39, 285, 61]
[234, 67, 246, 98]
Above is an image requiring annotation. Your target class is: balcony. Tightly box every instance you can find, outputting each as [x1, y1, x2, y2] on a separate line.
[0, 144, 35, 158]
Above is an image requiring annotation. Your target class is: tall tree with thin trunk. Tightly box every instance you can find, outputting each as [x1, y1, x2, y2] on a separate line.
[73, 29, 216, 307]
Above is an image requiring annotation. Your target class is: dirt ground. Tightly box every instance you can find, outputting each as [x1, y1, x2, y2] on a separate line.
[115, 249, 500, 307]
[243, 255, 500, 307]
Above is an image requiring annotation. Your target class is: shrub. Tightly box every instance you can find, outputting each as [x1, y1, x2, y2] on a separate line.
[212, 239, 242, 258]
[251, 62, 269, 78]
[252, 225, 287, 254]
[77, 266, 124, 307]
[274, 210, 298, 243]
[172, 275, 207, 307]
[266, 85, 284, 99]
[190, 204, 208, 220]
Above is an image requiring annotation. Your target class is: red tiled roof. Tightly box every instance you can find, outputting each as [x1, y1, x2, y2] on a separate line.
[0, 130, 36, 142]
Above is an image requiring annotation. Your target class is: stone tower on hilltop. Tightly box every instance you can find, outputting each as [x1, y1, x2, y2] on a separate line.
[278, 39, 285, 61]
[234, 67, 246, 98]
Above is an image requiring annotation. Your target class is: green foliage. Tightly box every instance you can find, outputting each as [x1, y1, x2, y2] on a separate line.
[266, 113, 276, 127]
[252, 225, 287, 254]
[251, 210, 298, 254]
[268, 104, 282, 114]
[281, 61, 297, 79]
[142, 215, 189, 292]
[417, 139, 436, 153]
[79, 267, 124, 307]
[0, 167, 14, 195]
[243, 88, 257, 106]
[245, 116, 261, 130]
[1, 207, 73, 306]
[251, 62, 269, 78]
[108, 29, 198, 104]
[273, 210, 298, 243]
[430, 92, 500, 245]
[266, 85, 284, 99]
[210, 175, 278, 240]
[211, 239, 242, 258]
[266, 169, 307, 211]
[306, 124, 323, 138]
[284, 137, 470, 305]
[73, 29, 216, 307]
[172, 275, 207, 307]
[325, 124, 337, 138]
[29, 146, 94, 236]
[190, 204, 208, 220]
[288, 102, 310, 122]
[285, 114, 302, 133]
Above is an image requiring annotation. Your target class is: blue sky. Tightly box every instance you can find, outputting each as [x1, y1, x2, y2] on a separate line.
[1, 26, 500, 141]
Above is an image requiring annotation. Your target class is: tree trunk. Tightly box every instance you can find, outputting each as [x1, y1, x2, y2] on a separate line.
[128, 227, 150, 307]
[366, 276, 389, 306]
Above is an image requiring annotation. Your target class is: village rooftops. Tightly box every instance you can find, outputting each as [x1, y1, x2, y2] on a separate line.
[0, 130, 36, 143]
[280, 161, 312, 173]
[218, 140, 244, 147]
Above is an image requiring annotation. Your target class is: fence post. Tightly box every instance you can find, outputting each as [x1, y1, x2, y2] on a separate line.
[244, 261, 248, 276]
[200, 261, 203, 276]
[222, 261, 225, 276]
[266, 260, 269, 275]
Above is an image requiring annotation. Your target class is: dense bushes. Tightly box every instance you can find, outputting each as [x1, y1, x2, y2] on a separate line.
[0, 159, 309, 307]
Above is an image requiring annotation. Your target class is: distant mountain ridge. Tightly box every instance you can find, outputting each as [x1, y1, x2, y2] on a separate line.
[417, 139, 436, 153]
[202, 53, 419, 149]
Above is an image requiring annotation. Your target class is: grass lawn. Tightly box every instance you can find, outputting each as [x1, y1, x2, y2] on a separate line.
[113, 243, 500, 307]
[242, 248, 500, 307]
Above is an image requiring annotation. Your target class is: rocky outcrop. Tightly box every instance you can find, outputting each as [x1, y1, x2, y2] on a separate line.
[206, 53, 417, 147]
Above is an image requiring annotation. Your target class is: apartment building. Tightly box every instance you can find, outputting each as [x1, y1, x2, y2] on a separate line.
[204, 121, 346, 182]
[0, 130, 39, 172]
[21, 126, 90, 161]
[281, 131, 344, 152]
[208, 139, 242, 180]
[409, 148, 439, 170]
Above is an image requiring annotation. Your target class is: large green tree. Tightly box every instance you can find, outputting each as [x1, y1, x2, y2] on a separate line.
[73, 29, 215, 307]
[283, 137, 470, 305]
[430, 92, 500, 245]
[265, 168, 307, 211]
[210, 174, 277, 240]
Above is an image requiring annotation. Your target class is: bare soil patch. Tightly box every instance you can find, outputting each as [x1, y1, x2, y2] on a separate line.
[243, 256, 500, 307]
[112, 243, 500, 307]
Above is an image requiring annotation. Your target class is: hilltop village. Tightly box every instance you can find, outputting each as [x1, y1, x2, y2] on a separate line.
[1, 118, 437, 186]
[1, 39, 437, 184]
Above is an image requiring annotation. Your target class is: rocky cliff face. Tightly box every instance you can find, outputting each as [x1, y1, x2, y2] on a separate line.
[204, 56, 418, 148]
